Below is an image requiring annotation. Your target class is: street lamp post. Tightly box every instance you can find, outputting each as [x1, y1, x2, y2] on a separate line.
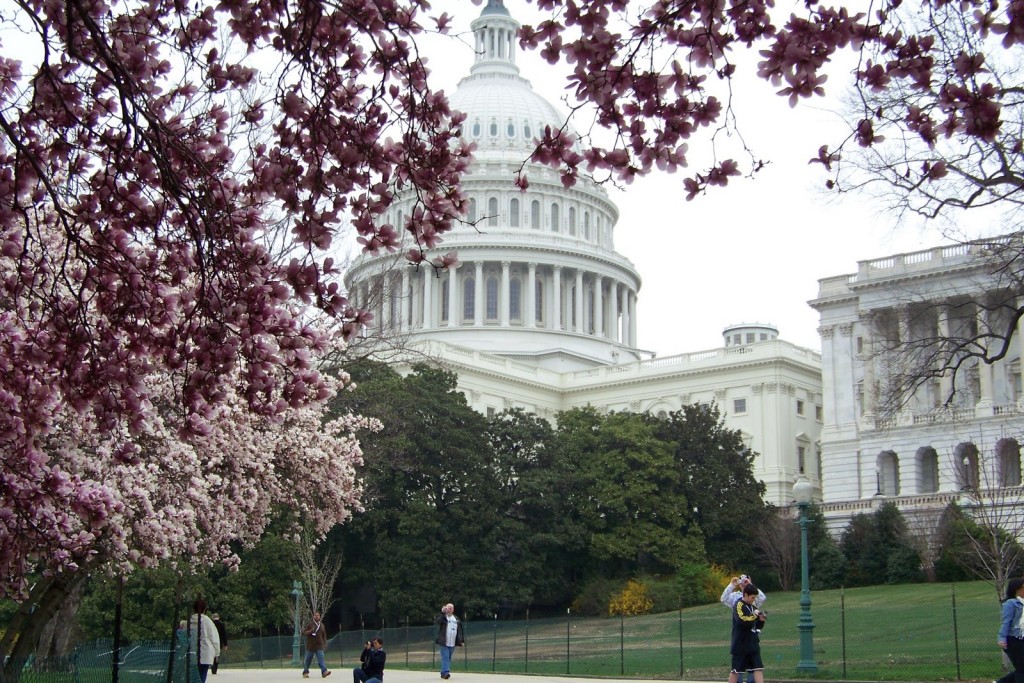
[291, 580, 303, 666]
[793, 476, 817, 672]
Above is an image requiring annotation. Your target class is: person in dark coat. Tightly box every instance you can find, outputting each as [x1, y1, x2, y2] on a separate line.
[353, 637, 386, 683]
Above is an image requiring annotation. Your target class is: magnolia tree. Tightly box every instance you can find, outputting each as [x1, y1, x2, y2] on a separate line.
[2, 0, 1022, 669]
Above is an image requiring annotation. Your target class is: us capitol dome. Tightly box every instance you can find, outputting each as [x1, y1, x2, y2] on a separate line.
[344, 0, 644, 371]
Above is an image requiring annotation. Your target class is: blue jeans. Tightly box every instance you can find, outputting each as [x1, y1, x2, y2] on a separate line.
[353, 667, 368, 683]
[304, 649, 327, 674]
[439, 645, 455, 675]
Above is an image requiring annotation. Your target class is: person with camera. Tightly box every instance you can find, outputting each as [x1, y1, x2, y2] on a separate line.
[353, 637, 386, 683]
[433, 603, 464, 680]
[729, 583, 768, 683]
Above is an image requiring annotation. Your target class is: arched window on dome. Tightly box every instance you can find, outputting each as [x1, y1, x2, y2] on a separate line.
[463, 276, 475, 320]
[467, 198, 477, 224]
[486, 276, 499, 320]
[523, 121, 531, 139]
[507, 120, 515, 137]
[489, 119, 498, 137]
[509, 276, 522, 321]
[568, 207, 576, 236]
[397, 209, 404, 229]
[509, 198, 520, 227]
[472, 121, 481, 137]
[488, 197, 498, 227]
[550, 203, 559, 232]
[535, 279, 543, 324]
[584, 211, 591, 240]
[530, 200, 540, 229]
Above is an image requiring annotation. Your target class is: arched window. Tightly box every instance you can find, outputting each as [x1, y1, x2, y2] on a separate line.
[530, 200, 540, 229]
[916, 446, 939, 493]
[488, 197, 498, 227]
[509, 198, 520, 227]
[507, 120, 515, 137]
[472, 121, 481, 137]
[486, 276, 499, 320]
[955, 442, 980, 489]
[998, 438, 1022, 486]
[510, 277, 522, 321]
[550, 203, 560, 232]
[489, 119, 498, 137]
[397, 209, 404, 229]
[463, 277, 475, 320]
[523, 121, 531, 139]
[569, 207, 576, 235]
[584, 211, 591, 240]
[535, 279, 543, 323]
[877, 450, 900, 495]
[467, 198, 477, 223]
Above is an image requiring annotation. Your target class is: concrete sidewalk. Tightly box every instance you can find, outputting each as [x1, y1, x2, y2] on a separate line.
[206, 668, 673, 683]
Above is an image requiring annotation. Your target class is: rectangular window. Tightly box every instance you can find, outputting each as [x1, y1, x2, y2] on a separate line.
[746, 333, 755, 343]
[760, 333, 768, 341]
[796, 399, 805, 415]
[798, 446, 806, 474]
[815, 405, 823, 422]
[733, 398, 747, 414]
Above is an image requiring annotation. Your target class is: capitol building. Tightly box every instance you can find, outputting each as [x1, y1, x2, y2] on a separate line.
[344, 0, 824, 509]
[344, 0, 1024, 531]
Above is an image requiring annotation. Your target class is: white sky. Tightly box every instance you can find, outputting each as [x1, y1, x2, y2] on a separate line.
[420, 0, 948, 355]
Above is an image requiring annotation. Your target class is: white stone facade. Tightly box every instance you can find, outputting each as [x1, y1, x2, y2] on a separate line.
[810, 239, 1024, 531]
[343, 1, 824, 508]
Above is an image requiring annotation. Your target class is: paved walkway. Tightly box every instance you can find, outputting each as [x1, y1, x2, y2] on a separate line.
[206, 668, 673, 683]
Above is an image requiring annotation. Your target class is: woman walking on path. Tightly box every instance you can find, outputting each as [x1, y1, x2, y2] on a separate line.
[997, 577, 1024, 683]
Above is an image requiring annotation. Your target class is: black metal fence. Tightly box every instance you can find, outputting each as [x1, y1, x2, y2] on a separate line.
[11, 583, 1005, 682]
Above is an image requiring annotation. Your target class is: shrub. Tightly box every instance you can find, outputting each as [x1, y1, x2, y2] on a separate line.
[608, 580, 653, 616]
[571, 577, 624, 617]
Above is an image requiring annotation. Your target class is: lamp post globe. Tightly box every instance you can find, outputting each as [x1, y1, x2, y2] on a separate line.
[793, 476, 817, 672]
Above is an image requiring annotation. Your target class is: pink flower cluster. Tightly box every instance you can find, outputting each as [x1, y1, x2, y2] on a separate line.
[515, 0, 1019, 196]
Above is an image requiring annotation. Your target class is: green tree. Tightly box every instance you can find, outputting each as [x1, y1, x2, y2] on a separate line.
[486, 408, 580, 607]
[583, 411, 701, 576]
[841, 502, 920, 586]
[328, 363, 505, 622]
[648, 404, 770, 569]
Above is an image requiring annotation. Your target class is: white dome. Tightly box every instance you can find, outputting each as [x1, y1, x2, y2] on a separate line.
[449, 74, 568, 158]
[447, 0, 574, 158]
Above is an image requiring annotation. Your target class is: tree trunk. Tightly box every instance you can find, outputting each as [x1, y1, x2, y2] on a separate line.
[0, 571, 90, 683]
[35, 580, 86, 658]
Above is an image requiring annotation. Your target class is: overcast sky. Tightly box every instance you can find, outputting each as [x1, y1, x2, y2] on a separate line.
[418, 0, 953, 355]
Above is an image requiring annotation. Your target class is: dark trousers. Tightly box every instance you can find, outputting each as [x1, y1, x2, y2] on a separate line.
[998, 637, 1024, 683]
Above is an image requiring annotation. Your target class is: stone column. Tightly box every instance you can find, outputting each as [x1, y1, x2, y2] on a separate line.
[628, 290, 637, 347]
[526, 262, 537, 328]
[553, 266, 562, 330]
[594, 274, 604, 337]
[609, 281, 619, 342]
[574, 270, 584, 333]
[500, 261, 511, 327]
[977, 302, 994, 413]
[381, 274, 392, 331]
[620, 286, 629, 345]
[422, 266, 434, 329]
[400, 268, 410, 329]
[446, 264, 458, 327]
[474, 261, 484, 326]
[936, 301, 953, 403]
[859, 309, 876, 422]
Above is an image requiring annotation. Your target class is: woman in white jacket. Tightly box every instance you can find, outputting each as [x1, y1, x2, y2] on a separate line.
[187, 598, 222, 683]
